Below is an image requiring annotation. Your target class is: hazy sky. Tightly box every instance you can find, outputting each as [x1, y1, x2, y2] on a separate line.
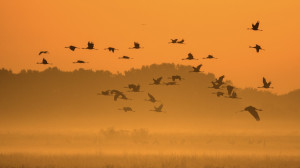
[0, 0, 299, 94]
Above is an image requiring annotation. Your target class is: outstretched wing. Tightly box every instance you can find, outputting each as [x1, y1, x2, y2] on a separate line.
[157, 77, 162, 82]
[227, 85, 234, 95]
[148, 93, 155, 100]
[263, 77, 267, 86]
[197, 64, 202, 70]
[248, 109, 260, 121]
[157, 104, 163, 111]
[114, 94, 120, 101]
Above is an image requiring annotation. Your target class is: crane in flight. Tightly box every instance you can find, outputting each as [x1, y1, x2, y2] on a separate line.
[73, 60, 88, 64]
[129, 42, 142, 49]
[248, 21, 263, 31]
[226, 85, 234, 95]
[203, 55, 217, 59]
[215, 75, 225, 85]
[145, 93, 157, 103]
[240, 106, 262, 121]
[104, 47, 118, 53]
[182, 53, 198, 60]
[152, 77, 163, 85]
[169, 39, 178, 43]
[114, 92, 129, 101]
[127, 84, 141, 92]
[39, 51, 49, 55]
[151, 104, 164, 112]
[164, 81, 177, 86]
[119, 56, 133, 59]
[65, 45, 79, 51]
[258, 77, 273, 89]
[212, 91, 224, 97]
[249, 44, 264, 53]
[37, 58, 51, 65]
[191, 64, 203, 72]
[119, 107, 135, 112]
[82, 41, 97, 50]
[170, 75, 183, 81]
[209, 81, 223, 89]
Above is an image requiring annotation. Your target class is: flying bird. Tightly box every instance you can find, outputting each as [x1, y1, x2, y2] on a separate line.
[249, 44, 264, 53]
[152, 104, 164, 112]
[127, 84, 141, 92]
[258, 77, 273, 88]
[82, 41, 97, 50]
[114, 92, 128, 101]
[73, 60, 88, 64]
[171, 75, 182, 81]
[119, 107, 134, 112]
[37, 58, 51, 65]
[129, 42, 142, 49]
[39, 51, 49, 55]
[119, 56, 133, 59]
[226, 85, 234, 95]
[216, 92, 224, 97]
[177, 39, 184, 44]
[248, 21, 263, 31]
[65, 45, 79, 51]
[152, 77, 163, 85]
[229, 91, 238, 99]
[209, 81, 223, 89]
[104, 47, 118, 53]
[169, 39, 178, 43]
[146, 93, 157, 103]
[216, 75, 225, 85]
[241, 106, 262, 121]
[182, 53, 198, 60]
[191, 64, 203, 72]
[203, 55, 217, 59]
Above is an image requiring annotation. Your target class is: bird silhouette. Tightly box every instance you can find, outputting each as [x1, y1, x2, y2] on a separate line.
[248, 21, 263, 31]
[152, 104, 164, 112]
[182, 53, 198, 60]
[82, 41, 97, 50]
[119, 107, 134, 112]
[229, 91, 239, 99]
[119, 56, 133, 59]
[170, 75, 182, 81]
[146, 93, 157, 103]
[216, 75, 225, 85]
[73, 60, 88, 64]
[37, 58, 51, 65]
[129, 42, 142, 49]
[97, 90, 111, 96]
[152, 77, 163, 85]
[241, 106, 262, 121]
[39, 51, 49, 55]
[104, 47, 118, 53]
[65, 45, 79, 51]
[249, 44, 264, 53]
[209, 81, 223, 89]
[258, 77, 273, 88]
[127, 84, 141, 92]
[114, 92, 128, 101]
[191, 64, 203, 72]
[177, 39, 184, 44]
[169, 39, 178, 43]
[226, 85, 234, 95]
[203, 55, 217, 59]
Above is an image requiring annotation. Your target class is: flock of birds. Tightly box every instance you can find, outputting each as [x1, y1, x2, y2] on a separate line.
[37, 21, 272, 121]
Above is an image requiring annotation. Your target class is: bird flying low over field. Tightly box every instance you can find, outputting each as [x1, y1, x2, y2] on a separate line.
[65, 45, 79, 51]
[182, 53, 198, 60]
[249, 44, 264, 53]
[37, 58, 51, 65]
[241, 106, 262, 121]
[258, 77, 273, 89]
[82, 41, 97, 50]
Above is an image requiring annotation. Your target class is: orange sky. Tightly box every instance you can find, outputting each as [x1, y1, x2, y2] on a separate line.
[0, 0, 299, 95]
